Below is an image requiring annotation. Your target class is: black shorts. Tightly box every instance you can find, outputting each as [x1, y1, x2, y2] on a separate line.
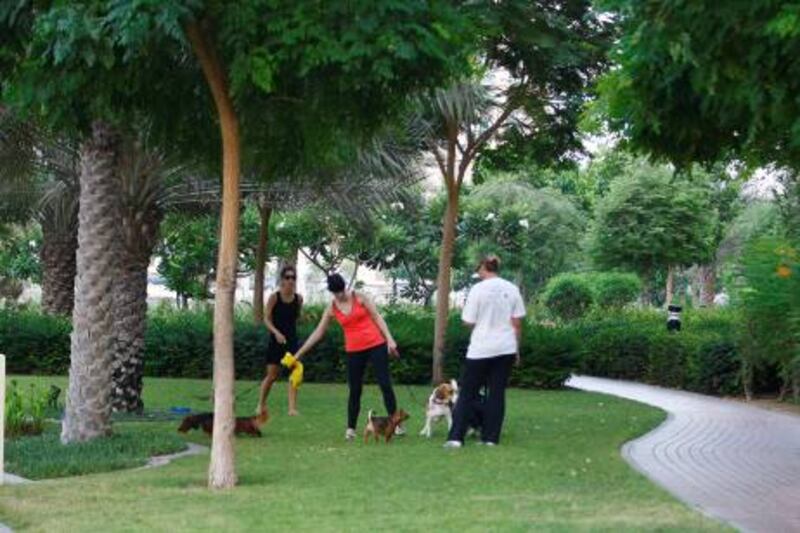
[265, 337, 299, 366]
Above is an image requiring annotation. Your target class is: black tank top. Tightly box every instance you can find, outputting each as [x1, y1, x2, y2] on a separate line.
[270, 292, 299, 342]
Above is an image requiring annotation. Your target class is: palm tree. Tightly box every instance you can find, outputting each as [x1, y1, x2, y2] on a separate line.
[0, 110, 79, 315]
[111, 139, 184, 413]
[61, 120, 121, 443]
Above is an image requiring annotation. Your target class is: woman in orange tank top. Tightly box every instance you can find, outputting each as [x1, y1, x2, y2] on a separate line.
[295, 273, 402, 441]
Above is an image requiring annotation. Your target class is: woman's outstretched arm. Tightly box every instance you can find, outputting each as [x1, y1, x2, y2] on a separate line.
[294, 304, 333, 361]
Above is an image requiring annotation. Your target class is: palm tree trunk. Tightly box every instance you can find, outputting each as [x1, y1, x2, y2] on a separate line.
[253, 203, 272, 324]
[111, 254, 150, 414]
[61, 121, 120, 444]
[187, 20, 241, 490]
[432, 187, 459, 384]
[40, 224, 77, 315]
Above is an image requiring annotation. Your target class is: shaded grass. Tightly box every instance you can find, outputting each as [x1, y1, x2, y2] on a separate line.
[6, 423, 186, 479]
[0, 376, 727, 532]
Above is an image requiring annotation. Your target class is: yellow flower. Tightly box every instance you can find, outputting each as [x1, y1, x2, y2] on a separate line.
[776, 264, 792, 279]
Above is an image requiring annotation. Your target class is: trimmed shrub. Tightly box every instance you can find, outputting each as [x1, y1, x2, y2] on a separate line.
[1, 305, 773, 396]
[543, 274, 595, 320]
[0, 306, 571, 389]
[585, 272, 642, 308]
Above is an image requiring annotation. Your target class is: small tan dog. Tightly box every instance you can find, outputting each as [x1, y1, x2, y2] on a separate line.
[364, 409, 410, 444]
[420, 379, 459, 438]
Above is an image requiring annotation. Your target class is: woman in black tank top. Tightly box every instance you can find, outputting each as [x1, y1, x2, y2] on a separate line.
[258, 265, 303, 416]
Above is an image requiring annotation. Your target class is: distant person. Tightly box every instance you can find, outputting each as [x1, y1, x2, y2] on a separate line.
[294, 273, 402, 441]
[445, 255, 525, 448]
[257, 265, 303, 416]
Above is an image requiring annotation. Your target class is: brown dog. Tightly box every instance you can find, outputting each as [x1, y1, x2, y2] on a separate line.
[364, 409, 410, 444]
[178, 409, 269, 437]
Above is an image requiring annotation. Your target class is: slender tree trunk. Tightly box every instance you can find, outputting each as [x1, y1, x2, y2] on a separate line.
[40, 224, 77, 315]
[61, 121, 120, 444]
[697, 264, 716, 307]
[348, 260, 361, 290]
[111, 255, 150, 414]
[253, 203, 272, 324]
[665, 265, 675, 307]
[187, 21, 241, 490]
[432, 185, 459, 384]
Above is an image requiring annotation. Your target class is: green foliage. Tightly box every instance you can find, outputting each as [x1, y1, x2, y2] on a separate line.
[543, 273, 595, 321]
[461, 177, 584, 295]
[589, 160, 716, 277]
[735, 236, 800, 394]
[271, 209, 372, 275]
[155, 213, 218, 302]
[583, 272, 642, 309]
[1, 306, 574, 389]
[596, 0, 800, 168]
[0, 224, 40, 284]
[363, 191, 466, 305]
[4, 379, 49, 437]
[465, 0, 613, 172]
[0, 306, 70, 374]
[3, 1, 472, 172]
[5, 423, 186, 480]
[577, 308, 744, 396]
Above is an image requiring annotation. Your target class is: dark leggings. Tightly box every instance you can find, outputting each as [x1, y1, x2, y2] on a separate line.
[346, 343, 397, 429]
[448, 354, 514, 444]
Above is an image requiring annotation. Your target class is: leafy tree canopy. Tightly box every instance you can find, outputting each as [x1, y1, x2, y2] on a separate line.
[595, 0, 800, 168]
[589, 160, 716, 276]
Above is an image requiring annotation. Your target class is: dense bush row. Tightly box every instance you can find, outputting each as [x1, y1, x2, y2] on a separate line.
[0, 305, 782, 396]
[0, 306, 572, 389]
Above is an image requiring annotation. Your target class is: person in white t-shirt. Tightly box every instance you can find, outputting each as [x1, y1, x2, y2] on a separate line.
[444, 255, 525, 448]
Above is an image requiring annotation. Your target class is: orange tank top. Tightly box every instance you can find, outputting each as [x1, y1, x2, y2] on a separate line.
[332, 294, 385, 353]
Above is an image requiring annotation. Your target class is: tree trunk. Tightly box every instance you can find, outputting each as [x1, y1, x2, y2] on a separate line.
[253, 203, 272, 324]
[61, 121, 120, 444]
[432, 187, 459, 384]
[665, 265, 675, 307]
[110, 255, 149, 414]
[187, 21, 241, 490]
[40, 224, 77, 315]
[696, 264, 716, 307]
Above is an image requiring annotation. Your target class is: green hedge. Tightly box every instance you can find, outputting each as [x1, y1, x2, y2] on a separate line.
[575, 309, 750, 395]
[0, 305, 572, 389]
[3, 305, 780, 396]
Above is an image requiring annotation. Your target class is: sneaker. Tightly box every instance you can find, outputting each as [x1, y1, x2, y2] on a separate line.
[345, 428, 357, 441]
[443, 440, 463, 449]
[394, 424, 406, 436]
[482, 441, 497, 447]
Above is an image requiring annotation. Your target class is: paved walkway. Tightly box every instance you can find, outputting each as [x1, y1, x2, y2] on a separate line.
[567, 376, 800, 533]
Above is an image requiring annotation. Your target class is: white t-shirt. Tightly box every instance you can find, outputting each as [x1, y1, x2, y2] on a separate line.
[461, 276, 526, 359]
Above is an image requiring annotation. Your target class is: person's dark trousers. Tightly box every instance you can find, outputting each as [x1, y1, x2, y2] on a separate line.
[346, 343, 397, 429]
[448, 354, 514, 444]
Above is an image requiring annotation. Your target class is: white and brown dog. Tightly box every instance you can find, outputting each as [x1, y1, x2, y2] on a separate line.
[419, 379, 459, 437]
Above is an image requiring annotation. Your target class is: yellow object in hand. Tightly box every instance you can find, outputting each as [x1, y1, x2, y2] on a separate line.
[289, 361, 304, 389]
[281, 352, 303, 388]
[281, 353, 297, 369]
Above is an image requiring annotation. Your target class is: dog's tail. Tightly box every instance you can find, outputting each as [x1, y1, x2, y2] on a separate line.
[367, 409, 374, 423]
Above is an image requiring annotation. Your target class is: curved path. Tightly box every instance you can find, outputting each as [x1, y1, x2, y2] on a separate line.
[567, 376, 800, 533]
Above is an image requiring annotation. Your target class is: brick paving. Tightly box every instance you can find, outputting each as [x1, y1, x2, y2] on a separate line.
[567, 375, 800, 533]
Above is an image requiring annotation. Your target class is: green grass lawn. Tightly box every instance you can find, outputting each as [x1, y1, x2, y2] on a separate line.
[0, 375, 726, 532]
